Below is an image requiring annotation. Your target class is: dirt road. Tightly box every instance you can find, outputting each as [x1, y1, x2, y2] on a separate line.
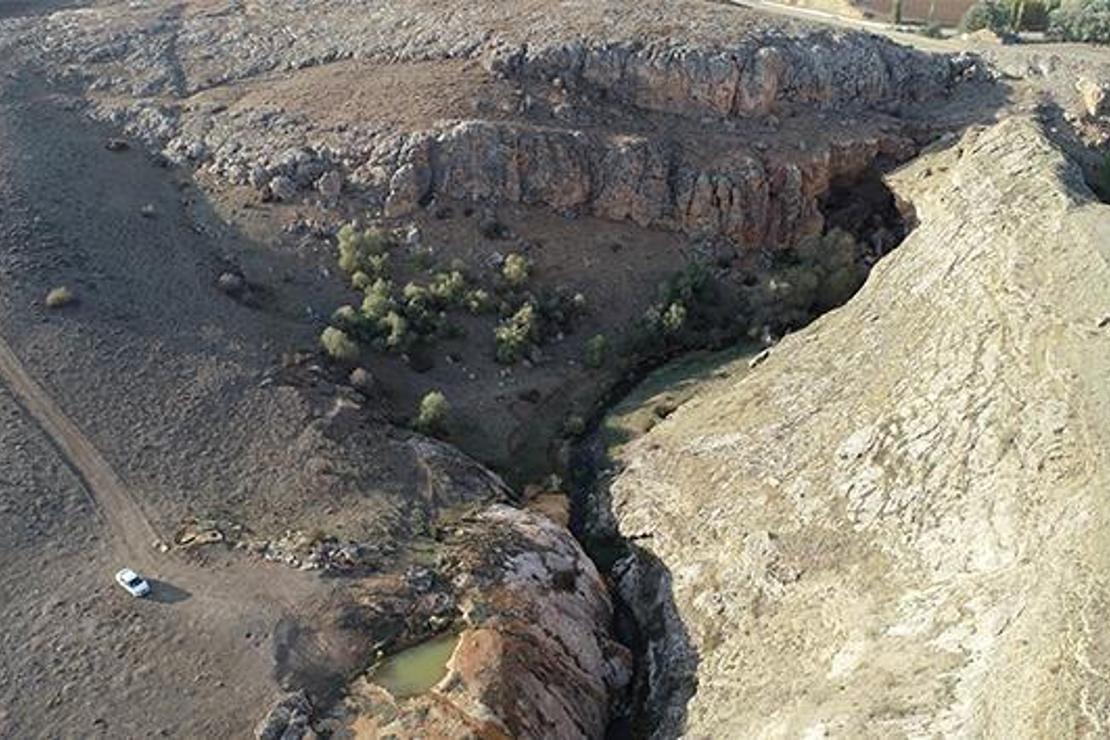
[0, 334, 161, 562]
[0, 329, 322, 611]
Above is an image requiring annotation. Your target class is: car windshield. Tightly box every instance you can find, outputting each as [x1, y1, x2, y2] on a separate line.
[126, 576, 143, 587]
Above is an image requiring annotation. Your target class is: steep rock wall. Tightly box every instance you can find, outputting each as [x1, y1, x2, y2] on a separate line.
[375, 121, 915, 248]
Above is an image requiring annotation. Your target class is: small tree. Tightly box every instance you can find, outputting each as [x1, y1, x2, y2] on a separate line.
[321, 326, 359, 361]
[584, 334, 608, 368]
[494, 303, 538, 364]
[362, 279, 396, 321]
[960, 0, 1013, 31]
[415, 391, 449, 435]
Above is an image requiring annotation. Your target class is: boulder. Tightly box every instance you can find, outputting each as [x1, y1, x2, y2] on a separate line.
[1077, 75, 1109, 119]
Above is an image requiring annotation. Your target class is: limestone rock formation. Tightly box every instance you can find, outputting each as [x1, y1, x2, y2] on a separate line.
[341, 505, 631, 738]
[604, 117, 1110, 736]
[374, 121, 915, 248]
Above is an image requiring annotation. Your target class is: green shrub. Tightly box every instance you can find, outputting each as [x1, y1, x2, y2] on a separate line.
[381, 311, 409, 350]
[351, 271, 373, 290]
[960, 0, 1012, 31]
[584, 334, 608, 368]
[661, 302, 688, 334]
[917, 21, 944, 36]
[501, 253, 531, 288]
[337, 224, 392, 274]
[1049, 0, 1110, 41]
[321, 326, 359, 361]
[358, 279, 395, 324]
[464, 288, 495, 314]
[45, 286, 75, 308]
[332, 304, 361, 329]
[414, 391, 449, 435]
[494, 303, 538, 364]
[429, 271, 468, 306]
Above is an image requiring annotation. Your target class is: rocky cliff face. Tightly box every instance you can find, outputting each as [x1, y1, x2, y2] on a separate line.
[602, 116, 1110, 737]
[0, 0, 966, 250]
[372, 121, 916, 248]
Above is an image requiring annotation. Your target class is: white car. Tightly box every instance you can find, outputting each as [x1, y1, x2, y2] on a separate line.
[115, 568, 151, 598]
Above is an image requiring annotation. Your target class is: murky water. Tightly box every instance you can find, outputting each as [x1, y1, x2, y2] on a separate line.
[367, 632, 460, 699]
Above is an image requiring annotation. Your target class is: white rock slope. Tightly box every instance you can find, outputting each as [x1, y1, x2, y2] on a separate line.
[607, 117, 1110, 737]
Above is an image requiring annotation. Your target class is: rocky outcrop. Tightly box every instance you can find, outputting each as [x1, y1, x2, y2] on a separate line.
[489, 32, 954, 119]
[255, 692, 313, 740]
[373, 120, 915, 247]
[340, 505, 632, 738]
[602, 117, 1110, 736]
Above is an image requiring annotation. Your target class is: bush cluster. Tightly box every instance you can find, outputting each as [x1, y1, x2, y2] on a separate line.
[960, 0, 1059, 32]
[1048, 0, 1110, 41]
[324, 235, 594, 367]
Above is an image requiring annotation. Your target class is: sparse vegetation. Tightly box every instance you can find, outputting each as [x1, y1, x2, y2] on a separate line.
[44, 286, 75, 308]
[414, 391, 449, 435]
[321, 326, 359, 361]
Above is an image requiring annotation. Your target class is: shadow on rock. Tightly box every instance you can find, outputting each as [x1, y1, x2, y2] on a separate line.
[570, 440, 699, 739]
